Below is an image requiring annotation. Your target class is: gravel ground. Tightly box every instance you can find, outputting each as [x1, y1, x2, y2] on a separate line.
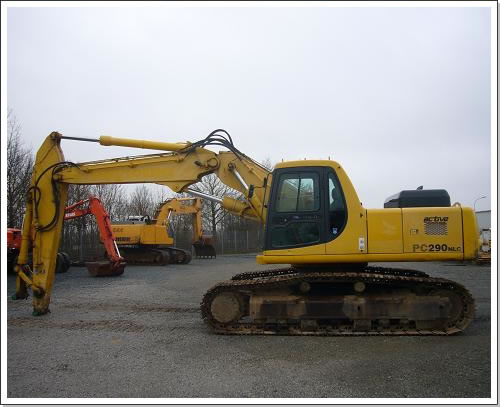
[6, 256, 491, 399]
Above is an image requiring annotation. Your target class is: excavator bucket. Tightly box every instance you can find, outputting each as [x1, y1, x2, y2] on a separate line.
[193, 236, 217, 259]
[85, 261, 126, 277]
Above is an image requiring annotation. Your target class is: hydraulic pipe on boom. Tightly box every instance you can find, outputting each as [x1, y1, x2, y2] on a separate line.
[186, 188, 259, 220]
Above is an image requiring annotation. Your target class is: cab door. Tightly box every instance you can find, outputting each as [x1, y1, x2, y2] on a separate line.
[265, 167, 326, 255]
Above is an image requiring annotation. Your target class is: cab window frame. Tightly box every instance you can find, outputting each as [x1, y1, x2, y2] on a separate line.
[265, 167, 326, 250]
[326, 169, 348, 242]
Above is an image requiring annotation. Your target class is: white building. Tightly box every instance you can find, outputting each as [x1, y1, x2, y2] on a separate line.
[475, 210, 491, 230]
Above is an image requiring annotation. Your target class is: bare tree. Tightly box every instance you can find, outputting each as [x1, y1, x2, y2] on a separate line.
[63, 185, 93, 261]
[90, 184, 127, 220]
[152, 187, 173, 207]
[127, 184, 156, 216]
[7, 109, 34, 228]
[261, 157, 274, 171]
[189, 174, 239, 235]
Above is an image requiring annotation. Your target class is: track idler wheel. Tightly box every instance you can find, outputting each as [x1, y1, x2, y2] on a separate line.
[171, 250, 192, 264]
[209, 292, 243, 325]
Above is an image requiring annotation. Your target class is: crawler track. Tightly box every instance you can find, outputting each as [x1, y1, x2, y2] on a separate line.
[117, 247, 192, 265]
[201, 266, 474, 336]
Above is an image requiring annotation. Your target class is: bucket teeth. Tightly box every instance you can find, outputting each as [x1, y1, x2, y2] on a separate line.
[193, 242, 217, 259]
[85, 261, 126, 277]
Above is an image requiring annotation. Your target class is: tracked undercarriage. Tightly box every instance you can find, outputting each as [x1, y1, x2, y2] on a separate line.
[201, 266, 474, 336]
[116, 247, 192, 266]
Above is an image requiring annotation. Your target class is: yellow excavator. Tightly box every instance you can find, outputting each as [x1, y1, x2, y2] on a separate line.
[13, 130, 479, 335]
[111, 197, 216, 265]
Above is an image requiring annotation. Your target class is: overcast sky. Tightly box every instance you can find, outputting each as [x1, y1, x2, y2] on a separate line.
[6, 5, 492, 210]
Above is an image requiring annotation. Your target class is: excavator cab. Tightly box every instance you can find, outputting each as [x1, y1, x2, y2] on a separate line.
[264, 165, 349, 251]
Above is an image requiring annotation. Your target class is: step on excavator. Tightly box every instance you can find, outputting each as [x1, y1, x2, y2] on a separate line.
[13, 130, 479, 333]
[63, 196, 126, 276]
[110, 197, 216, 266]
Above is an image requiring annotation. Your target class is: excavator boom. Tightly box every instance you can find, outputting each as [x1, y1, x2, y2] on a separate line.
[155, 197, 217, 259]
[14, 130, 269, 314]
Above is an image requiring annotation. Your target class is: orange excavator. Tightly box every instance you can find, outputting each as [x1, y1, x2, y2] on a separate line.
[63, 196, 126, 276]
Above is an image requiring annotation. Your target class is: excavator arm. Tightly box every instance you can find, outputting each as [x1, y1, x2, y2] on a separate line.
[155, 197, 205, 241]
[63, 196, 125, 275]
[159, 197, 217, 258]
[15, 130, 270, 314]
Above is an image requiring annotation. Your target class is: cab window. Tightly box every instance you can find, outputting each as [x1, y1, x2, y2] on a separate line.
[328, 172, 347, 238]
[270, 171, 322, 248]
[276, 173, 320, 213]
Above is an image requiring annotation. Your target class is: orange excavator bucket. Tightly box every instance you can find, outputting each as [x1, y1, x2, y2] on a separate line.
[85, 261, 126, 277]
[193, 235, 217, 259]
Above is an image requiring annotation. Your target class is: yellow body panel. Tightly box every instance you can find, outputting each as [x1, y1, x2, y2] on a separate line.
[324, 163, 367, 256]
[112, 225, 140, 244]
[257, 251, 466, 264]
[402, 207, 463, 255]
[112, 224, 174, 246]
[111, 222, 176, 247]
[265, 242, 325, 256]
[259, 204, 478, 264]
[462, 207, 480, 259]
[156, 225, 172, 245]
[366, 209, 403, 253]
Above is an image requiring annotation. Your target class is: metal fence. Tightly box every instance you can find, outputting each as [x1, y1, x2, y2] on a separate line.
[213, 227, 264, 255]
[61, 224, 104, 263]
[60, 224, 265, 263]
